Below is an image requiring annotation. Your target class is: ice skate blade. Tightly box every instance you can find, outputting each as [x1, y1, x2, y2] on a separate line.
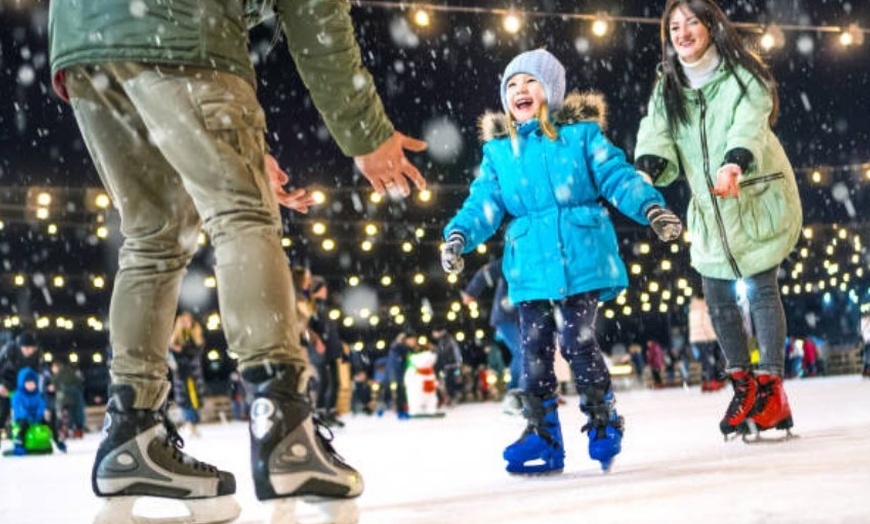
[93, 495, 240, 524]
[268, 498, 359, 524]
[742, 428, 797, 444]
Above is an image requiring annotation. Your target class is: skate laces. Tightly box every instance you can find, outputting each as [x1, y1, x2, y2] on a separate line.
[158, 410, 217, 473]
[312, 413, 350, 467]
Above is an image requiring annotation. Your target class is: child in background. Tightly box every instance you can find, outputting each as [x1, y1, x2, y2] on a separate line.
[11, 367, 66, 455]
[441, 49, 682, 474]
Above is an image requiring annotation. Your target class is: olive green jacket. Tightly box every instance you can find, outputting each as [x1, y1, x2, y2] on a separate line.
[636, 63, 802, 280]
[48, 0, 393, 157]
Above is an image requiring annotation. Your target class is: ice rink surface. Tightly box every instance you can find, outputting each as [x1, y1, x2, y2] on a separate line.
[1, 374, 868, 524]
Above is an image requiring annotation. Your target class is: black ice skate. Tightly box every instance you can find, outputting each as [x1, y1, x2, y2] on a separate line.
[243, 364, 362, 524]
[92, 384, 239, 524]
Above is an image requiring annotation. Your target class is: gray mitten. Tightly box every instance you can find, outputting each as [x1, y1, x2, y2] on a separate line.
[440, 233, 466, 274]
[646, 205, 682, 242]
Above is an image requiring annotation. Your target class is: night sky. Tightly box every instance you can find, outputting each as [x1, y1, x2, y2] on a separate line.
[0, 0, 868, 361]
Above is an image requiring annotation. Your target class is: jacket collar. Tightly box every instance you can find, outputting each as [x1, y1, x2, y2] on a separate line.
[478, 91, 608, 142]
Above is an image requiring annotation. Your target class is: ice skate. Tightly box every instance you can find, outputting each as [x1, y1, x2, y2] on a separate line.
[92, 384, 239, 524]
[719, 369, 757, 440]
[502, 393, 564, 475]
[741, 374, 795, 443]
[579, 388, 624, 472]
[244, 364, 362, 524]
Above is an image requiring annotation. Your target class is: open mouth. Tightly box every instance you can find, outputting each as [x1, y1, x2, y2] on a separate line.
[514, 98, 533, 110]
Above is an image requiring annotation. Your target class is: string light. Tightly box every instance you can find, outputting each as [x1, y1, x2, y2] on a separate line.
[354, 1, 868, 51]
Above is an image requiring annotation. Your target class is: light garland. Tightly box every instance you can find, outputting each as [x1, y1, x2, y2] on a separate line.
[353, 0, 868, 50]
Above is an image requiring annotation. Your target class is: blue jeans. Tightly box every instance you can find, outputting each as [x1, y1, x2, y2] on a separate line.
[518, 292, 610, 398]
[702, 266, 786, 376]
[495, 322, 522, 390]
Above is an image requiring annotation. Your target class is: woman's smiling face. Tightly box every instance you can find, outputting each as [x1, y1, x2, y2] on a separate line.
[669, 6, 712, 63]
[505, 73, 546, 123]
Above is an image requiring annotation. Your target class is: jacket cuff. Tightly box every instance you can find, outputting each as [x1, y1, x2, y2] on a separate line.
[635, 155, 669, 182]
[723, 148, 754, 173]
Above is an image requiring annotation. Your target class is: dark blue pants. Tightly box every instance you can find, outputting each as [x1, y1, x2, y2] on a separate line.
[518, 292, 611, 398]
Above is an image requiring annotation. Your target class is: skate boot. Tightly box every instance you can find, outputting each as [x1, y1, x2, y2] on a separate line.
[502, 393, 564, 475]
[742, 374, 794, 441]
[719, 369, 757, 439]
[91, 384, 239, 524]
[243, 364, 361, 524]
[579, 388, 624, 472]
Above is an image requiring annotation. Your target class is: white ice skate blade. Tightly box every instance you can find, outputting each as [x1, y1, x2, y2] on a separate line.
[267, 498, 359, 524]
[93, 495, 241, 524]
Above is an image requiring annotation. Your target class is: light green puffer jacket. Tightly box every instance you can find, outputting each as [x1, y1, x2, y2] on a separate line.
[636, 63, 802, 280]
[48, 0, 393, 157]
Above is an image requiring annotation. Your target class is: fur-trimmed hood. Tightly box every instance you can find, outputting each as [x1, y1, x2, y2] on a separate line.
[478, 91, 608, 142]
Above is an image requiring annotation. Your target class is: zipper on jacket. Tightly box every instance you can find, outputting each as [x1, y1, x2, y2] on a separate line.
[739, 172, 784, 187]
[697, 91, 742, 279]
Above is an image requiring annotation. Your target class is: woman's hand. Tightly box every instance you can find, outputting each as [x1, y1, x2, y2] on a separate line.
[712, 164, 742, 198]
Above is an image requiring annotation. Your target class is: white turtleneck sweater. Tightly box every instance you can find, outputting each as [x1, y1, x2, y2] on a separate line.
[679, 45, 721, 89]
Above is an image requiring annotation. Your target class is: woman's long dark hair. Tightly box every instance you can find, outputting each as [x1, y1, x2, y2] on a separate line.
[658, 0, 779, 133]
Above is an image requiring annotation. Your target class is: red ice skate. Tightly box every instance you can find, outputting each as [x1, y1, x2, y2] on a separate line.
[719, 369, 756, 439]
[742, 374, 794, 441]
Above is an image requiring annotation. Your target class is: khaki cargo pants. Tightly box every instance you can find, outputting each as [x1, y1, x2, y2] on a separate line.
[65, 63, 305, 409]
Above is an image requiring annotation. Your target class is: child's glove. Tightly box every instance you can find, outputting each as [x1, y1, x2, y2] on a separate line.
[440, 233, 466, 274]
[646, 205, 683, 242]
[711, 164, 742, 198]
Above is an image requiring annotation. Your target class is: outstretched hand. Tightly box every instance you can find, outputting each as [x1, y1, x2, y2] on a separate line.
[353, 131, 428, 197]
[712, 164, 742, 199]
[265, 154, 316, 213]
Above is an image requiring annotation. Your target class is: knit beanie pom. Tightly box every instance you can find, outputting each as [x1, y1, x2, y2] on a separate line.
[500, 49, 566, 113]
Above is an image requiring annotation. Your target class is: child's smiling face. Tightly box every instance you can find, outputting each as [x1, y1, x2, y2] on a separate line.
[505, 73, 546, 123]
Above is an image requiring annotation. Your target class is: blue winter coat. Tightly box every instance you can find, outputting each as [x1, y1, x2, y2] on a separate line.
[444, 92, 666, 303]
[12, 367, 47, 424]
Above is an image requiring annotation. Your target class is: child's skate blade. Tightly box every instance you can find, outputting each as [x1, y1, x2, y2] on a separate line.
[93, 495, 240, 524]
[505, 456, 564, 475]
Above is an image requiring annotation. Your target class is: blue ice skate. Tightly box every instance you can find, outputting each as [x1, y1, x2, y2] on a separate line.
[580, 388, 624, 472]
[503, 394, 564, 475]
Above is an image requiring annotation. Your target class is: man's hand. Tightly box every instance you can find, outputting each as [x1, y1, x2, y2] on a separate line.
[646, 205, 683, 242]
[712, 164, 741, 198]
[0, 384, 8, 398]
[353, 131, 428, 197]
[441, 233, 466, 274]
[266, 154, 316, 213]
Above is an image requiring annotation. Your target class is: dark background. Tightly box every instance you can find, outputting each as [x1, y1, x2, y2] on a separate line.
[1, 1, 868, 395]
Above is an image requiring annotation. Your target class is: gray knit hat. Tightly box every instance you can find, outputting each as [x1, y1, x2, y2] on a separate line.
[500, 49, 566, 113]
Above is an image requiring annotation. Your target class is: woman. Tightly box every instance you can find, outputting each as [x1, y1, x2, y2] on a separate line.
[441, 49, 682, 473]
[635, 0, 802, 439]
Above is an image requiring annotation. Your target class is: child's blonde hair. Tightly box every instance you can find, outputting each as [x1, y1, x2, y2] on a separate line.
[507, 101, 559, 141]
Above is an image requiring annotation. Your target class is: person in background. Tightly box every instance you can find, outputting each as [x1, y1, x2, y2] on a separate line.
[308, 276, 346, 427]
[48, 361, 87, 438]
[168, 311, 207, 437]
[461, 258, 523, 413]
[0, 331, 42, 448]
[689, 293, 726, 392]
[432, 329, 463, 408]
[862, 313, 870, 378]
[635, 0, 802, 439]
[10, 367, 66, 455]
[441, 49, 682, 474]
[645, 340, 666, 389]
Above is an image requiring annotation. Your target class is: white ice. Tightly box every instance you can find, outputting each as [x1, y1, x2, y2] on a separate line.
[1, 375, 868, 524]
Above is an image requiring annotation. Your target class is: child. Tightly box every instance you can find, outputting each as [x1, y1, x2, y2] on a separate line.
[11, 367, 66, 455]
[440, 49, 682, 473]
